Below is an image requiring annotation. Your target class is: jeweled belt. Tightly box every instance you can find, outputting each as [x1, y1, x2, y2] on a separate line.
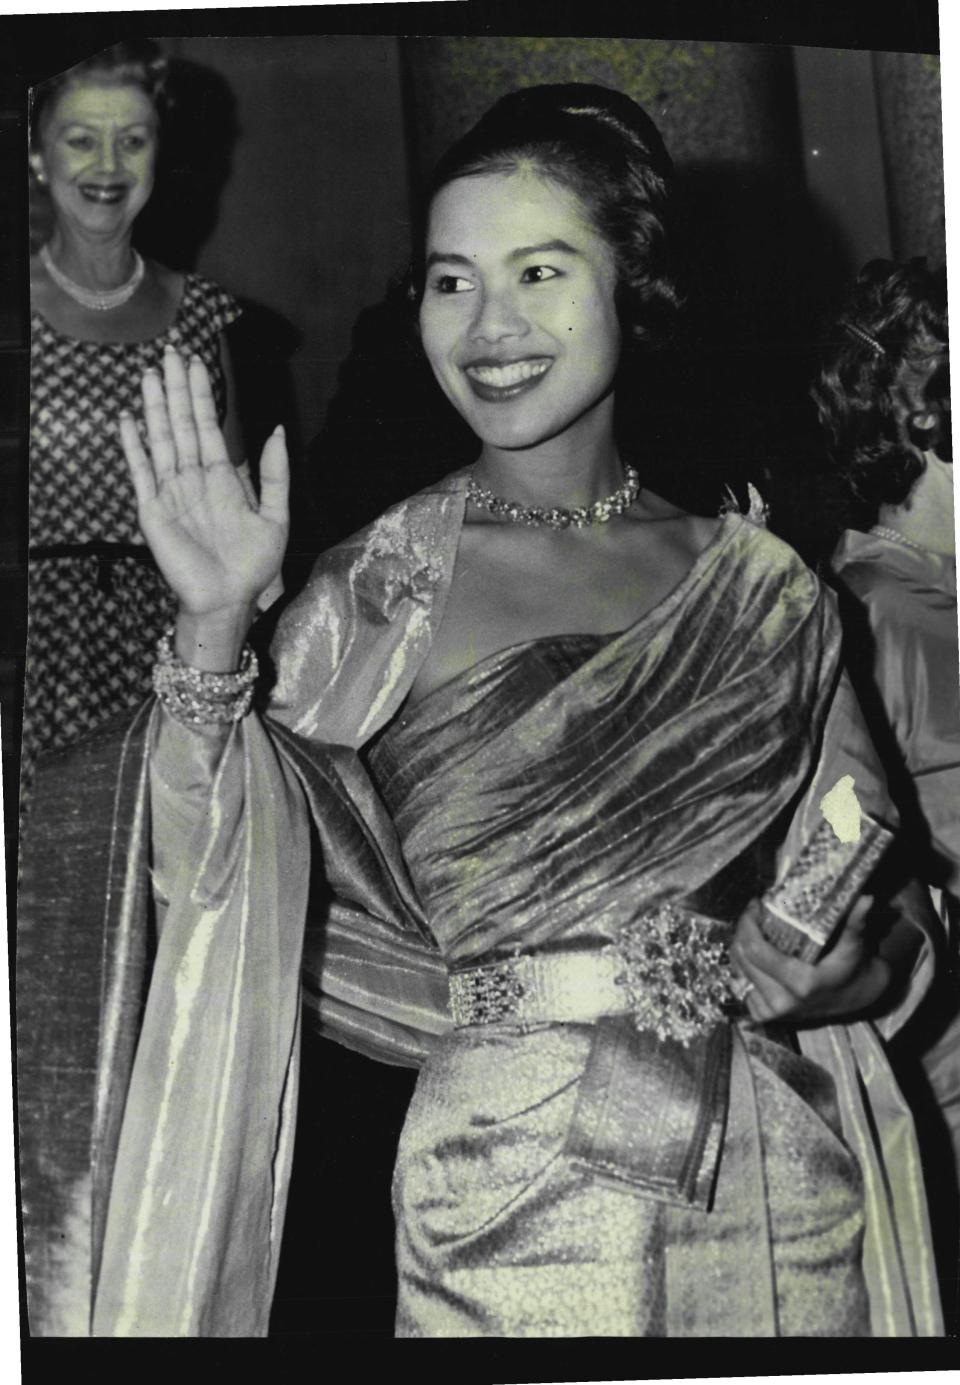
[449, 904, 745, 1046]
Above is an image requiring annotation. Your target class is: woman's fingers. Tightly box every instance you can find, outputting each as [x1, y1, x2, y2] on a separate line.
[235, 460, 258, 509]
[731, 892, 875, 1024]
[258, 424, 290, 527]
[142, 369, 178, 481]
[163, 346, 200, 470]
[188, 356, 230, 469]
[738, 958, 795, 1022]
[118, 412, 157, 506]
[731, 902, 808, 1020]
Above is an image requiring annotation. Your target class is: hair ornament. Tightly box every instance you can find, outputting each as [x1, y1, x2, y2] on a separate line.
[841, 320, 886, 357]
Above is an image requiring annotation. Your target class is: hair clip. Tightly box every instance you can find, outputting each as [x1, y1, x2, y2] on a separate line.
[840, 320, 886, 357]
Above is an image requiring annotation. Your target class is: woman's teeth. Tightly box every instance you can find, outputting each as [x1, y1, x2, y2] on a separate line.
[79, 185, 126, 204]
[466, 360, 550, 387]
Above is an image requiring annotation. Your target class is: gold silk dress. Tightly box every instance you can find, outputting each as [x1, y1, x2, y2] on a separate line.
[367, 631, 869, 1335]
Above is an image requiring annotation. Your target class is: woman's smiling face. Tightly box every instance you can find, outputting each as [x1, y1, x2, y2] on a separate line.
[32, 81, 158, 238]
[419, 167, 622, 451]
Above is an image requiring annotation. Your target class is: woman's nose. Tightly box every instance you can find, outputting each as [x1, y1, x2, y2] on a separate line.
[469, 286, 528, 343]
[97, 139, 121, 174]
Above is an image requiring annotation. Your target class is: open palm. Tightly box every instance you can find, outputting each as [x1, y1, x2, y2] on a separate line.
[120, 348, 289, 617]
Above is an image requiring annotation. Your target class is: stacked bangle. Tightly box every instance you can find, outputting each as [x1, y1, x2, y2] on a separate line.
[153, 628, 259, 726]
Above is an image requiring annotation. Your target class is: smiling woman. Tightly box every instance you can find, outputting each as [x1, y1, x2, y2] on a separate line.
[20, 82, 942, 1340]
[420, 173, 621, 453]
[21, 40, 246, 807]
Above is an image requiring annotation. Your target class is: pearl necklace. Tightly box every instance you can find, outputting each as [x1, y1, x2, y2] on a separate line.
[467, 464, 640, 529]
[872, 525, 931, 555]
[40, 243, 144, 312]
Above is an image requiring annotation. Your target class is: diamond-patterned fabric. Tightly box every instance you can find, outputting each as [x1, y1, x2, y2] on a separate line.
[23, 274, 241, 801]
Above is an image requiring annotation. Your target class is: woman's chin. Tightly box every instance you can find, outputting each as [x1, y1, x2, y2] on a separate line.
[467, 409, 569, 454]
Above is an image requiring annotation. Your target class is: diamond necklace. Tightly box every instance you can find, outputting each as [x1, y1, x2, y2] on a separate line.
[40, 243, 145, 312]
[466, 464, 640, 529]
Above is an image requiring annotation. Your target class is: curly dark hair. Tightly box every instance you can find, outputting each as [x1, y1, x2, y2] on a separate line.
[811, 258, 949, 528]
[410, 83, 680, 350]
[29, 38, 170, 150]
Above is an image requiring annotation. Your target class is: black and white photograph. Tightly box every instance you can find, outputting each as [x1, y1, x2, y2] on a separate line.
[4, 0, 957, 1364]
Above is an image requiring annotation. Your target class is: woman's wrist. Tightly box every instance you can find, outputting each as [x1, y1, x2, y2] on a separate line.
[174, 604, 255, 672]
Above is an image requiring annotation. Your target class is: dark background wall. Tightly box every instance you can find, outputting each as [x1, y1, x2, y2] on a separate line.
[4, 13, 947, 1348]
[168, 35, 412, 453]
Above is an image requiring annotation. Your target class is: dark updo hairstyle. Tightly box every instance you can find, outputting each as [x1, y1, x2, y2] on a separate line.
[811, 258, 950, 528]
[413, 83, 680, 350]
[30, 38, 169, 153]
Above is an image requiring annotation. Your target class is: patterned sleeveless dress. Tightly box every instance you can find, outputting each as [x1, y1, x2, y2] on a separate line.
[24, 273, 241, 802]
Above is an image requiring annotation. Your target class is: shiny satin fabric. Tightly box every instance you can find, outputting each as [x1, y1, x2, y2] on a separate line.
[18, 706, 155, 1336]
[832, 528, 960, 1319]
[362, 617, 916, 1334]
[19, 705, 453, 1336]
[16, 473, 942, 1335]
[832, 529, 960, 898]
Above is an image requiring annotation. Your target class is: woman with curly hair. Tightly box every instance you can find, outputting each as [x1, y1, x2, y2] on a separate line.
[814, 257, 958, 1319]
[21, 86, 940, 1338]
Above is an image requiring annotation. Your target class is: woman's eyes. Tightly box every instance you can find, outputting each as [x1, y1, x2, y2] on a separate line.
[519, 265, 560, 284]
[62, 132, 152, 154]
[434, 275, 475, 294]
[432, 265, 562, 294]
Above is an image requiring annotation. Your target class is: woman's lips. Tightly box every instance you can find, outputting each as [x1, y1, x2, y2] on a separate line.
[78, 184, 128, 204]
[463, 357, 552, 402]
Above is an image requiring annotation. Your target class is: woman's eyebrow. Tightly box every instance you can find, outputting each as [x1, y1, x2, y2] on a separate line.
[424, 251, 474, 270]
[508, 239, 581, 261]
[425, 240, 582, 271]
[60, 120, 153, 132]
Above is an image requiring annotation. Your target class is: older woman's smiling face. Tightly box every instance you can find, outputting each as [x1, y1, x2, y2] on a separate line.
[419, 167, 621, 452]
[32, 81, 158, 239]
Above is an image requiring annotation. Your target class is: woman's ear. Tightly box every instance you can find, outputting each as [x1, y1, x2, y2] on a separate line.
[893, 348, 951, 463]
[29, 151, 47, 186]
[906, 408, 945, 456]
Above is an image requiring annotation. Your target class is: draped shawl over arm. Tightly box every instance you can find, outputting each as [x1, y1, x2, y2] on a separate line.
[17, 470, 940, 1335]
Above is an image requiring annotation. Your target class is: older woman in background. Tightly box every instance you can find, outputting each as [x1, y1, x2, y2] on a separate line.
[24, 39, 244, 802]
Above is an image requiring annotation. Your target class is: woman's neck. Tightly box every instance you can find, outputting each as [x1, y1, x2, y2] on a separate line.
[878, 451, 956, 557]
[46, 225, 137, 290]
[473, 401, 625, 509]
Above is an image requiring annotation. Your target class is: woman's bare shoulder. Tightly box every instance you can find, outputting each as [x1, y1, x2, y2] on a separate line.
[630, 487, 724, 556]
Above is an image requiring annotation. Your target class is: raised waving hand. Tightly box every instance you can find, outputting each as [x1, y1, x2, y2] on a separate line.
[120, 346, 289, 623]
